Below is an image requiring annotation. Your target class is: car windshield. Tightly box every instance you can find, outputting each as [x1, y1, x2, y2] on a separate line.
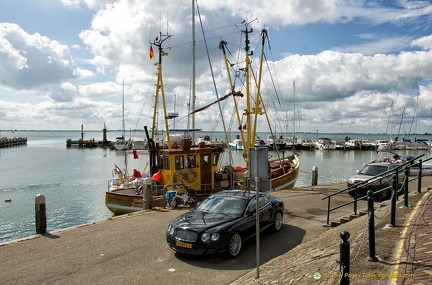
[196, 196, 248, 215]
[359, 165, 388, 176]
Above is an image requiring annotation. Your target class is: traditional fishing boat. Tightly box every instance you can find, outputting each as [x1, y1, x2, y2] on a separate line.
[105, 32, 233, 214]
[106, 22, 299, 214]
[213, 22, 299, 191]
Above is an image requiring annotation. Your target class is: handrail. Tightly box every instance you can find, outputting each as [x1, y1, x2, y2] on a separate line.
[322, 154, 430, 225]
[323, 154, 425, 200]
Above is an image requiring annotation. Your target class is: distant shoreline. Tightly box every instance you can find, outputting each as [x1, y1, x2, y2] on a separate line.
[1, 129, 431, 136]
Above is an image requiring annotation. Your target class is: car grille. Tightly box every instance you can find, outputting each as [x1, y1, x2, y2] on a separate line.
[174, 228, 198, 242]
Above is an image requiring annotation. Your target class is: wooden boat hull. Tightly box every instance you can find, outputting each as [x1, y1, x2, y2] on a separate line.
[105, 185, 222, 215]
[269, 155, 300, 190]
[105, 188, 164, 215]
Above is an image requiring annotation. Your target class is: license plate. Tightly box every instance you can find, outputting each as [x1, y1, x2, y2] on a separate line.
[176, 240, 192, 249]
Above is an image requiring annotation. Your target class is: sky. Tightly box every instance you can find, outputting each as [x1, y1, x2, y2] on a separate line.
[1, 0, 432, 137]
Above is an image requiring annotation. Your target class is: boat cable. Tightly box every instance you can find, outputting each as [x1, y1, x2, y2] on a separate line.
[195, 0, 233, 165]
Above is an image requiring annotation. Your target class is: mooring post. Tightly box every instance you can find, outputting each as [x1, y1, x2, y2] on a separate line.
[404, 167, 410, 207]
[340, 230, 350, 285]
[389, 175, 397, 227]
[367, 190, 378, 262]
[35, 194, 47, 234]
[417, 159, 423, 194]
[143, 178, 153, 210]
[312, 166, 318, 186]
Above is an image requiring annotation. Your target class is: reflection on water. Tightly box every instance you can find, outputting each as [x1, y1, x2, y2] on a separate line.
[0, 131, 430, 244]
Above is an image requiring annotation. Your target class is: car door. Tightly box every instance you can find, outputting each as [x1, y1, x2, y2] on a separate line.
[258, 194, 272, 227]
[241, 195, 272, 238]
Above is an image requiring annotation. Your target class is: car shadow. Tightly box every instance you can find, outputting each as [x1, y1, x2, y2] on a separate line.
[173, 223, 306, 270]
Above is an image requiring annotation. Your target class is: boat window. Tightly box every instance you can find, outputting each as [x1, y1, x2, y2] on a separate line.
[213, 153, 219, 166]
[202, 154, 210, 167]
[175, 156, 184, 170]
[163, 155, 170, 170]
[187, 155, 196, 168]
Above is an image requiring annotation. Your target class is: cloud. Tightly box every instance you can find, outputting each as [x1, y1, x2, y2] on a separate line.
[0, 23, 80, 90]
[61, 0, 111, 10]
[411, 34, 432, 50]
[272, 49, 432, 104]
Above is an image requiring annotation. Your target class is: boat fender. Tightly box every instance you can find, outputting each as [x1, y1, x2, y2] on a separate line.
[152, 172, 161, 181]
[186, 169, 197, 182]
[175, 171, 185, 183]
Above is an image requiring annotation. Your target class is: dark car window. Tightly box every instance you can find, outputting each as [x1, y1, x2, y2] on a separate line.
[359, 165, 388, 176]
[196, 196, 248, 215]
[247, 195, 270, 212]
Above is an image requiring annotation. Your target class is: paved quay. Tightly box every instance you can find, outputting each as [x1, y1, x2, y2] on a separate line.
[1, 177, 431, 285]
[232, 176, 432, 285]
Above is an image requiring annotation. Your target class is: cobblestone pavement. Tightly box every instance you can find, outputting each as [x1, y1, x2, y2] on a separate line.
[231, 186, 432, 285]
[393, 190, 432, 285]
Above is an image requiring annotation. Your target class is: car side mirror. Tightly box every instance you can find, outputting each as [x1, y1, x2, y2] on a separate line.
[247, 207, 256, 215]
[356, 170, 359, 174]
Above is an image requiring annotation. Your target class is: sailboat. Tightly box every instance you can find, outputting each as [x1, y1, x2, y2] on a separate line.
[216, 23, 299, 190]
[113, 81, 130, 150]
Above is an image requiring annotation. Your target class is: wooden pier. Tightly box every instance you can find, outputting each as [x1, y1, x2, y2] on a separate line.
[66, 124, 111, 148]
[0, 137, 27, 148]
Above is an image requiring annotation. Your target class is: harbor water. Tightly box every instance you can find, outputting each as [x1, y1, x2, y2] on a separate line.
[1, 130, 431, 244]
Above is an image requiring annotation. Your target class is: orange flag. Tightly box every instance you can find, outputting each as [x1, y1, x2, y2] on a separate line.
[149, 46, 155, 60]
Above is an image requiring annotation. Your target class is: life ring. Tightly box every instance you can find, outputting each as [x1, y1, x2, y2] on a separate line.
[186, 169, 197, 183]
[174, 171, 185, 183]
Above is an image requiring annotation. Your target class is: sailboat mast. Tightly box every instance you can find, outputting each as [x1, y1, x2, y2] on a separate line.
[122, 80, 125, 138]
[191, 0, 196, 142]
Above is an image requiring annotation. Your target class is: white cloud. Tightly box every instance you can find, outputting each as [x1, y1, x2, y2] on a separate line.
[0, 23, 79, 90]
[411, 34, 432, 50]
[2, 0, 432, 133]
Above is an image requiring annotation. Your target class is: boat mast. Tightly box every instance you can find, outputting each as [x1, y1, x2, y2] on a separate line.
[191, 0, 196, 142]
[243, 24, 252, 158]
[219, 40, 246, 154]
[150, 32, 172, 150]
[121, 80, 125, 139]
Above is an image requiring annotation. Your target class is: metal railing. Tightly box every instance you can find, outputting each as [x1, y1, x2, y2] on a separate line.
[322, 154, 431, 226]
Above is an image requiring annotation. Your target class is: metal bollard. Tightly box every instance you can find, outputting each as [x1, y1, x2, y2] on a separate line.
[340, 230, 350, 285]
[417, 159, 423, 194]
[35, 194, 47, 234]
[404, 167, 409, 207]
[312, 166, 318, 186]
[367, 190, 378, 262]
[389, 175, 397, 227]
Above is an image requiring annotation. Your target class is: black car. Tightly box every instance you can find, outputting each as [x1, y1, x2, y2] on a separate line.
[166, 190, 284, 258]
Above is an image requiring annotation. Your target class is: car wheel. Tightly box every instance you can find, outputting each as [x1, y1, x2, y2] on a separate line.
[226, 232, 242, 258]
[272, 211, 283, 232]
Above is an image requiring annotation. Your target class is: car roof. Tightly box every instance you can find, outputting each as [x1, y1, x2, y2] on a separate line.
[367, 162, 391, 167]
[210, 190, 259, 199]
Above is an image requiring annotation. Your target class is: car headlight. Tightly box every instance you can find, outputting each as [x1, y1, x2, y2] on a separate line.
[369, 180, 381, 186]
[201, 232, 220, 242]
[167, 224, 175, 235]
[201, 233, 210, 242]
[211, 233, 220, 241]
